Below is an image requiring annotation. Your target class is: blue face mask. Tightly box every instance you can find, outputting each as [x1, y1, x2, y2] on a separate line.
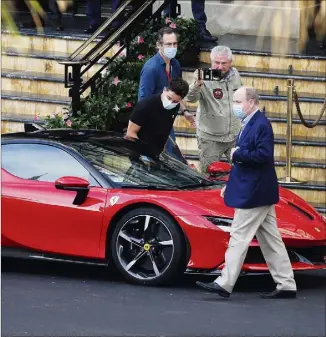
[163, 47, 177, 60]
[232, 104, 247, 119]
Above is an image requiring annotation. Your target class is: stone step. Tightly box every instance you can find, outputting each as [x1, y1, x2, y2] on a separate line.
[182, 65, 326, 95]
[185, 155, 325, 205]
[2, 29, 325, 73]
[1, 91, 70, 117]
[185, 153, 326, 184]
[184, 90, 325, 117]
[1, 113, 45, 134]
[1, 69, 69, 98]
[176, 133, 326, 162]
[280, 185, 325, 205]
[174, 114, 326, 141]
[1, 49, 104, 76]
[2, 65, 324, 124]
[1, 30, 116, 57]
[2, 112, 325, 184]
[1, 112, 324, 207]
[200, 48, 326, 74]
[2, 57, 325, 101]
[312, 204, 326, 218]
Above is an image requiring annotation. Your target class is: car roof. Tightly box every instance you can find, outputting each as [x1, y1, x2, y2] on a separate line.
[1, 129, 160, 158]
[1, 129, 122, 142]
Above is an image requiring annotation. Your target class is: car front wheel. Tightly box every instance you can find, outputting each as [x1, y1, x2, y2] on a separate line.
[111, 207, 187, 286]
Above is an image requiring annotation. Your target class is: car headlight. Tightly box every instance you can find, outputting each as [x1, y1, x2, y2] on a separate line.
[204, 216, 233, 232]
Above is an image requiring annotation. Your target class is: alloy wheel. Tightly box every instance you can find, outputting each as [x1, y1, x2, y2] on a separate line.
[115, 214, 174, 281]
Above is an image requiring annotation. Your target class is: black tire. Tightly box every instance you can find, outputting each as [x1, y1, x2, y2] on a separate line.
[111, 207, 187, 286]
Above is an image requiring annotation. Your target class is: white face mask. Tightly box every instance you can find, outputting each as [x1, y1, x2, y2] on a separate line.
[163, 47, 177, 60]
[162, 95, 179, 110]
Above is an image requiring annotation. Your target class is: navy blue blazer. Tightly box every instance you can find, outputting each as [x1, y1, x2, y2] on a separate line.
[138, 52, 181, 101]
[224, 111, 279, 209]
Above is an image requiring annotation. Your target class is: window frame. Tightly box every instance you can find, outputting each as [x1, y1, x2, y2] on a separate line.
[1, 139, 112, 188]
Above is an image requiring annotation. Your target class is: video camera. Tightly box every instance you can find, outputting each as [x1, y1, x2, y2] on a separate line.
[198, 68, 222, 81]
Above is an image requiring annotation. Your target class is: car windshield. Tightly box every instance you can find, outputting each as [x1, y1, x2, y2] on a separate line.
[70, 139, 219, 189]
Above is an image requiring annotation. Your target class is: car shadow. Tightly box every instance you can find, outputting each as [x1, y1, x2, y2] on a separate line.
[2, 257, 326, 292]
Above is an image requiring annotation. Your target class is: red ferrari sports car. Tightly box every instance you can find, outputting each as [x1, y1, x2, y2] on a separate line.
[2, 129, 326, 285]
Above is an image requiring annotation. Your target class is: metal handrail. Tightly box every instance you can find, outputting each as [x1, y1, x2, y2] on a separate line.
[80, 0, 157, 76]
[68, 0, 133, 61]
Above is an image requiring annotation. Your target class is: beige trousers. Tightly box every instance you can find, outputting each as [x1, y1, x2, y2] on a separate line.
[216, 205, 297, 293]
[197, 137, 235, 173]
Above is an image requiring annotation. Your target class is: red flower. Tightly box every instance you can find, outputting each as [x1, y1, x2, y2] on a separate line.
[33, 115, 40, 121]
[126, 102, 133, 108]
[169, 23, 177, 29]
[112, 76, 121, 86]
[137, 36, 144, 44]
[66, 120, 72, 127]
[137, 54, 144, 60]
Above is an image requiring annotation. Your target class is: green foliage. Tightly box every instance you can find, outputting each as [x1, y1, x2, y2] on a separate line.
[45, 16, 198, 130]
[44, 112, 68, 129]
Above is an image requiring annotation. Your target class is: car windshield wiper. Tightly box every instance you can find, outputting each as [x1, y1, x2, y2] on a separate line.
[177, 179, 221, 189]
[120, 184, 179, 191]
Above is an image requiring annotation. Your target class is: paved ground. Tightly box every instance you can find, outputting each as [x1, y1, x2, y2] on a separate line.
[2, 258, 326, 337]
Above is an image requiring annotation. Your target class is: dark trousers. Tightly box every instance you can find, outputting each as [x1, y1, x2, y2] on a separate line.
[48, 0, 62, 24]
[164, 0, 207, 29]
[87, 0, 101, 26]
[112, 0, 120, 12]
[191, 0, 206, 30]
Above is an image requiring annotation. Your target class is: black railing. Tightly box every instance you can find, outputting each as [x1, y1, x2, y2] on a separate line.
[60, 0, 180, 114]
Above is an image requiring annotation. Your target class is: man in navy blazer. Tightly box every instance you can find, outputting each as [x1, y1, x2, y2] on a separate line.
[197, 86, 297, 299]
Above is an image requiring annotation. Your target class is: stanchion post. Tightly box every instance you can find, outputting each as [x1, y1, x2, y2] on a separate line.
[285, 78, 294, 182]
[278, 79, 305, 184]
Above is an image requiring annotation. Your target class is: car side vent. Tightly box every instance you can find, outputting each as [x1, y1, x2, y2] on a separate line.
[288, 202, 314, 220]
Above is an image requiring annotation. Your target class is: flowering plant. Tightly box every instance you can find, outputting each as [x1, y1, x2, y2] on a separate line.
[44, 79, 138, 130]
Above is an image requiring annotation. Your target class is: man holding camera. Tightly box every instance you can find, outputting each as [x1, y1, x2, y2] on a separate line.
[185, 46, 242, 173]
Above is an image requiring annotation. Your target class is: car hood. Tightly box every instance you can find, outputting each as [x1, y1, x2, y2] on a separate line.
[155, 187, 326, 242]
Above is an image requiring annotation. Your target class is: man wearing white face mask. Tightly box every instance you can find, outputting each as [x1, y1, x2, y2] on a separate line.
[196, 86, 297, 300]
[127, 78, 189, 154]
[138, 27, 195, 154]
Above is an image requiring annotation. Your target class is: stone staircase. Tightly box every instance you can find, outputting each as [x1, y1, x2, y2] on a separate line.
[1, 27, 325, 216]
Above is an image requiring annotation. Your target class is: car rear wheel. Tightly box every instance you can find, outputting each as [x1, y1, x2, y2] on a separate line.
[111, 207, 187, 286]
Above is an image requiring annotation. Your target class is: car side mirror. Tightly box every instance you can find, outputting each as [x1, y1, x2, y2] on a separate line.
[207, 162, 232, 176]
[55, 176, 90, 205]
